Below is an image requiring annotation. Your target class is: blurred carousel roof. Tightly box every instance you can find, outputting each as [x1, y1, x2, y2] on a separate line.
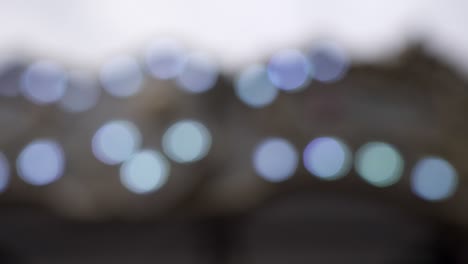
[0, 44, 466, 231]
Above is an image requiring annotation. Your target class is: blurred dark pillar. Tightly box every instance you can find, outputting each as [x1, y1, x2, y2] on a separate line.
[0, 246, 25, 264]
[197, 216, 242, 264]
[431, 224, 464, 264]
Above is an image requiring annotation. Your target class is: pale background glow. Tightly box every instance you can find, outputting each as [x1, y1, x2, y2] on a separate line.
[0, 0, 467, 73]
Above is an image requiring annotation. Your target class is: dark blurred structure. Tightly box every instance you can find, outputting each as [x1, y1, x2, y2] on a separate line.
[0, 44, 468, 264]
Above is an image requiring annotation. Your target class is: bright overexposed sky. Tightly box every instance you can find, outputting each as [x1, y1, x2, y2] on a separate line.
[0, 0, 467, 73]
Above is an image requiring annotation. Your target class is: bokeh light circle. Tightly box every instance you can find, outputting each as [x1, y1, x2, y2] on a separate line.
[411, 157, 458, 201]
[100, 56, 143, 98]
[120, 150, 170, 194]
[145, 38, 186, 80]
[303, 137, 352, 180]
[59, 71, 100, 113]
[267, 49, 310, 92]
[20, 61, 67, 105]
[355, 142, 404, 187]
[235, 64, 278, 108]
[175, 53, 218, 93]
[253, 138, 298, 182]
[0, 61, 23, 97]
[92, 120, 142, 165]
[17, 139, 65, 186]
[162, 120, 211, 163]
[0, 152, 10, 192]
[308, 42, 349, 83]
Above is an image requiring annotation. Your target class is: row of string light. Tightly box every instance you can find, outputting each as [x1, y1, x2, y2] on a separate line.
[0, 38, 459, 203]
